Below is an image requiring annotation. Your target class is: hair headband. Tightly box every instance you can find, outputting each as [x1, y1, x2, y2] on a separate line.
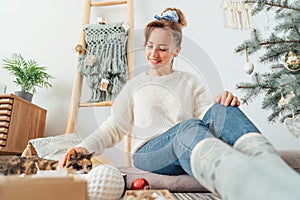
[154, 10, 179, 23]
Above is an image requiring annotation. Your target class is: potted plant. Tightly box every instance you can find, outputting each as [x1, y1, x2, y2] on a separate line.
[2, 53, 54, 102]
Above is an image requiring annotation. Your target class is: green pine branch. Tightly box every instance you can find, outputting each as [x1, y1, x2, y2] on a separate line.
[245, 0, 300, 13]
[235, 29, 300, 54]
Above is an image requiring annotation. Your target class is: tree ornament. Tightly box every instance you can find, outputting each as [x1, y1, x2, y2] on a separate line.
[243, 47, 254, 75]
[131, 178, 150, 190]
[278, 93, 288, 107]
[278, 91, 295, 107]
[244, 62, 254, 75]
[287, 91, 296, 100]
[284, 48, 300, 72]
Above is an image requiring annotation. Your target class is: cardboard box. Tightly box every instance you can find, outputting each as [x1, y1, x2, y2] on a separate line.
[0, 176, 87, 200]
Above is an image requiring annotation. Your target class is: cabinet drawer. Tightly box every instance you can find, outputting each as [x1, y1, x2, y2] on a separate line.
[0, 140, 6, 147]
[0, 116, 10, 122]
[0, 133, 7, 140]
[0, 127, 8, 134]
[0, 110, 11, 115]
[0, 104, 12, 110]
[0, 121, 9, 127]
[0, 98, 13, 104]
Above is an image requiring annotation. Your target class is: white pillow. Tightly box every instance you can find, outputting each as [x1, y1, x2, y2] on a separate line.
[29, 133, 82, 160]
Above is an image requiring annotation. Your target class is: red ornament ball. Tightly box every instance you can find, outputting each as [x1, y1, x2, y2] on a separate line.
[131, 178, 150, 190]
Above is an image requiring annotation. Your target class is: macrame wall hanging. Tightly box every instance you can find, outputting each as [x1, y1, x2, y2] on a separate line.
[223, 0, 253, 29]
[77, 22, 128, 102]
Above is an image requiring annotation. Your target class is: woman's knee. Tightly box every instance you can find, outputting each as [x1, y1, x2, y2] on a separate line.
[211, 103, 240, 111]
[178, 118, 206, 131]
[210, 103, 245, 118]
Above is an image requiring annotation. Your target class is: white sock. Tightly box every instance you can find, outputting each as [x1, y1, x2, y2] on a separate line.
[233, 133, 294, 171]
[191, 138, 300, 200]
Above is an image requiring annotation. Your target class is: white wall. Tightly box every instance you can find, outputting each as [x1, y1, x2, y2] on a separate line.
[1, 0, 299, 166]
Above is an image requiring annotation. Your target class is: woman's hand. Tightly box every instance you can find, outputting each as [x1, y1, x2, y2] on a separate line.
[60, 147, 88, 168]
[214, 90, 240, 107]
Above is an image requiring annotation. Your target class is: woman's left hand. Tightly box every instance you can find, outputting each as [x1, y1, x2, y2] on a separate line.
[214, 90, 240, 107]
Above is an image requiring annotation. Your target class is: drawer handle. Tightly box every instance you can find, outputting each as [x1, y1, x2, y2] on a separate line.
[0, 140, 6, 146]
[0, 98, 13, 104]
[0, 133, 7, 139]
[0, 116, 10, 121]
[0, 110, 11, 115]
[0, 127, 8, 133]
[0, 121, 9, 127]
[0, 104, 12, 110]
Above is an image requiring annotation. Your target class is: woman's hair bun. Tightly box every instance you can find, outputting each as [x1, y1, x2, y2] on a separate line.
[162, 7, 187, 27]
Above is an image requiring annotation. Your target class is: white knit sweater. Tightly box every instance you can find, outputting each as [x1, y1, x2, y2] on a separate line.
[80, 70, 212, 156]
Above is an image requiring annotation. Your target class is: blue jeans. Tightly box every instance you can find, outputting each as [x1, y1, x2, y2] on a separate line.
[133, 103, 260, 177]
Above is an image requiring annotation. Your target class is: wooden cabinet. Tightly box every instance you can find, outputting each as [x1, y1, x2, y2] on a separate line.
[0, 94, 46, 154]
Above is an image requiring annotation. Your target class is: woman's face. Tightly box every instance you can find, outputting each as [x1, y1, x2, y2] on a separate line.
[145, 28, 181, 70]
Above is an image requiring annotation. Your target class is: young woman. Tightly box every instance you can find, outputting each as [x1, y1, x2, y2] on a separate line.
[62, 8, 300, 199]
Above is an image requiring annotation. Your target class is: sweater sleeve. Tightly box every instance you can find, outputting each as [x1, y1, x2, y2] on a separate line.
[192, 75, 213, 119]
[78, 83, 134, 154]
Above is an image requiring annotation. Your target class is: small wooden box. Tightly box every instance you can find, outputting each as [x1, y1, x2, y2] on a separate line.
[124, 190, 174, 200]
[0, 94, 46, 154]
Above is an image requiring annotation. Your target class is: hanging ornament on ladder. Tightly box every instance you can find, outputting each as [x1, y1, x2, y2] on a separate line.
[243, 46, 254, 75]
[223, 0, 253, 29]
[74, 44, 97, 66]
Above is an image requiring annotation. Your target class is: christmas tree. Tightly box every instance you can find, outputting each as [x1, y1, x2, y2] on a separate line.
[235, 0, 300, 126]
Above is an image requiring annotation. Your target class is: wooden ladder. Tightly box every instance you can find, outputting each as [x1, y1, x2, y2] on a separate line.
[65, 0, 134, 166]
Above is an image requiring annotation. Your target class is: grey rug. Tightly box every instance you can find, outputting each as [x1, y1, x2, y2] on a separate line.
[172, 193, 221, 200]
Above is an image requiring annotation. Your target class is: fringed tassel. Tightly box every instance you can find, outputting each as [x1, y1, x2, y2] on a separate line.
[223, 0, 253, 29]
[21, 142, 32, 157]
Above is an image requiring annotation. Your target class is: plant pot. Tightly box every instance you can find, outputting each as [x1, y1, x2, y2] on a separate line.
[0, 84, 7, 94]
[15, 91, 33, 102]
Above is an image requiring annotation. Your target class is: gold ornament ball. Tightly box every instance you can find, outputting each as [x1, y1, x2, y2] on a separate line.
[284, 49, 300, 72]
